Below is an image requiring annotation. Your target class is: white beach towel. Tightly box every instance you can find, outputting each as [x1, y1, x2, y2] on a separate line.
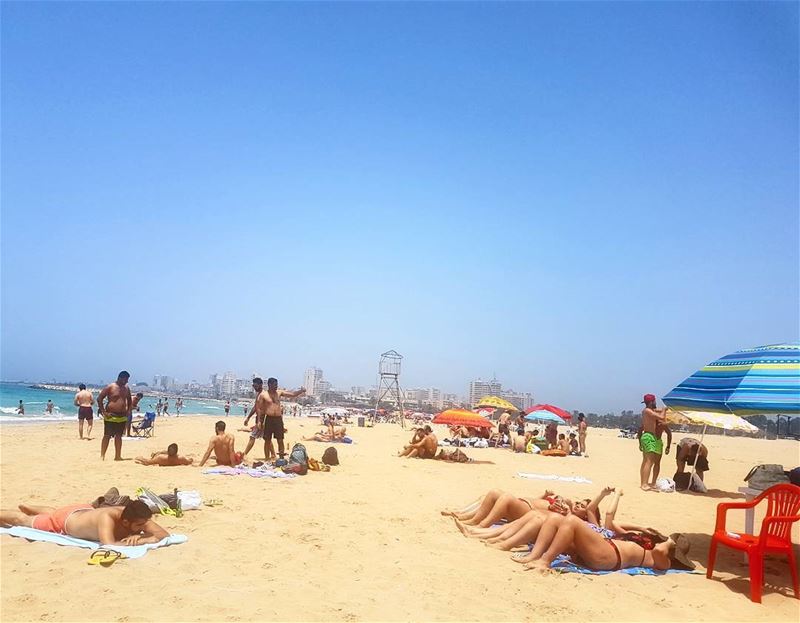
[516, 473, 592, 484]
[0, 527, 187, 558]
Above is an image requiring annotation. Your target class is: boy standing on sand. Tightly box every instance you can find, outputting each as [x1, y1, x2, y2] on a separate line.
[74, 383, 95, 439]
[97, 371, 132, 461]
[639, 393, 668, 491]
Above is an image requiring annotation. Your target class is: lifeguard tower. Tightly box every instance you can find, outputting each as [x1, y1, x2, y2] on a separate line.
[373, 350, 406, 428]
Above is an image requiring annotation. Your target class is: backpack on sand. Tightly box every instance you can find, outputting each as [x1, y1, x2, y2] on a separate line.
[322, 446, 339, 466]
[282, 443, 308, 475]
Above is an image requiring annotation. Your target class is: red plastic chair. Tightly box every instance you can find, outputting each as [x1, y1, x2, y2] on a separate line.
[706, 483, 800, 603]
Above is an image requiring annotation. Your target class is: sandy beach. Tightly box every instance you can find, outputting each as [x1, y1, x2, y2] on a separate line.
[1, 417, 798, 622]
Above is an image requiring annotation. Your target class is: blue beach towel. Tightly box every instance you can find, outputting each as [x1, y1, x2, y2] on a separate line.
[549, 554, 697, 576]
[0, 527, 187, 559]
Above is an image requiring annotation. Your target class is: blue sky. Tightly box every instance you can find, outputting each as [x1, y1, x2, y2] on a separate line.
[1, 2, 798, 412]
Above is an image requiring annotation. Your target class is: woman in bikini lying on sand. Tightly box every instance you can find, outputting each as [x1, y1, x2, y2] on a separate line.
[521, 513, 692, 574]
[513, 487, 684, 574]
[442, 487, 604, 551]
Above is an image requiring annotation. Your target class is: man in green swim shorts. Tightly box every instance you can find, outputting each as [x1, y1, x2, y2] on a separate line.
[638, 393, 669, 491]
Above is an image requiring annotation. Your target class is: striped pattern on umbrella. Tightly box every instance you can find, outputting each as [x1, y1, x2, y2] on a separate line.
[663, 343, 800, 415]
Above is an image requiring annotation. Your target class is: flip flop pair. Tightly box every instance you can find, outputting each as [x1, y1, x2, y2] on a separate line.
[87, 549, 125, 567]
[203, 499, 223, 507]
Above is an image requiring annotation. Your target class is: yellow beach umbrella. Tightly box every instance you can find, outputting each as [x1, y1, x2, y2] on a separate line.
[474, 395, 518, 411]
[666, 408, 759, 489]
[666, 409, 759, 433]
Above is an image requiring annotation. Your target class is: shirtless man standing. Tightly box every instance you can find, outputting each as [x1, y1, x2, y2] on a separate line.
[74, 383, 95, 440]
[243, 378, 272, 460]
[255, 377, 305, 460]
[0, 499, 169, 545]
[97, 371, 132, 461]
[639, 393, 668, 491]
[199, 420, 240, 467]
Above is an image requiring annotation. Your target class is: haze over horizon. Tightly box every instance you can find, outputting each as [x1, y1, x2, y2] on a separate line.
[1, 3, 798, 413]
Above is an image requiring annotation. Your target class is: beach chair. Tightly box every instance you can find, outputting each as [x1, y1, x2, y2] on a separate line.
[131, 412, 156, 438]
[706, 483, 800, 603]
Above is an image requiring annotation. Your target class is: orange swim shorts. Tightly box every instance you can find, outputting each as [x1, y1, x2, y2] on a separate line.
[32, 504, 92, 534]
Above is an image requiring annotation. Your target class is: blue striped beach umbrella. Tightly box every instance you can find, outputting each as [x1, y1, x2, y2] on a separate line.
[662, 342, 800, 415]
[524, 409, 566, 424]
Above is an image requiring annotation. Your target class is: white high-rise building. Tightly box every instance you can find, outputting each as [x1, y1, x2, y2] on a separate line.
[468, 377, 502, 407]
[220, 372, 236, 397]
[304, 367, 324, 396]
[501, 390, 535, 411]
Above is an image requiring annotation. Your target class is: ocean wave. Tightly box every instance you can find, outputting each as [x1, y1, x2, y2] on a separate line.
[0, 414, 74, 423]
[0, 407, 20, 414]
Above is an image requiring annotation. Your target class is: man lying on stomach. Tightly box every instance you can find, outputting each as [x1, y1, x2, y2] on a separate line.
[0, 499, 169, 545]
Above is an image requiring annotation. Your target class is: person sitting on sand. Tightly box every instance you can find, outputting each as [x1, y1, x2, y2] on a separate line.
[568, 433, 580, 455]
[397, 426, 428, 455]
[511, 431, 527, 453]
[0, 499, 169, 546]
[398, 426, 438, 458]
[199, 420, 242, 467]
[135, 443, 193, 466]
[557, 433, 570, 453]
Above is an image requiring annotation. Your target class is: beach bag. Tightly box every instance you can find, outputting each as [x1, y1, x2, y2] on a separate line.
[450, 448, 470, 463]
[177, 490, 202, 510]
[744, 464, 789, 490]
[322, 447, 339, 466]
[283, 443, 308, 475]
[674, 472, 691, 491]
[655, 478, 676, 493]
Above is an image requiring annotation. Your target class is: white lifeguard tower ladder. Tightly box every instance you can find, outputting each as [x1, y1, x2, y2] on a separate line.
[373, 350, 406, 429]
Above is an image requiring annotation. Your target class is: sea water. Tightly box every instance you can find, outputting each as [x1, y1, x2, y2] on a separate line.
[0, 382, 244, 424]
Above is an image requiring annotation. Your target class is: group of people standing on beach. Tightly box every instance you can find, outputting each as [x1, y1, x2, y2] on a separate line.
[57, 371, 307, 464]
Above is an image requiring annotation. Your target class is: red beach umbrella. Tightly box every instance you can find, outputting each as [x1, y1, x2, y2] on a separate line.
[524, 404, 572, 421]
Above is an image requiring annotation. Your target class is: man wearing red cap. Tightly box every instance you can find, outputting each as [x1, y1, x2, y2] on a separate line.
[639, 394, 668, 491]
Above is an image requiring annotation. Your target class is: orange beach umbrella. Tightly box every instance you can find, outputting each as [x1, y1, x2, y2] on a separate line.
[432, 408, 493, 429]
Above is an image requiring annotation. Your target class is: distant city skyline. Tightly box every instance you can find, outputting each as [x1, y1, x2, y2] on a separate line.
[2, 3, 797, 413]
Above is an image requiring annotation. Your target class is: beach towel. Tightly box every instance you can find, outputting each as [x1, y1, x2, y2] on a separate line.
[517, 473, 592, 484]
[0, 527, 187, 559]
[203, 466, 296, 479]
[549, 554, 697, 576]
